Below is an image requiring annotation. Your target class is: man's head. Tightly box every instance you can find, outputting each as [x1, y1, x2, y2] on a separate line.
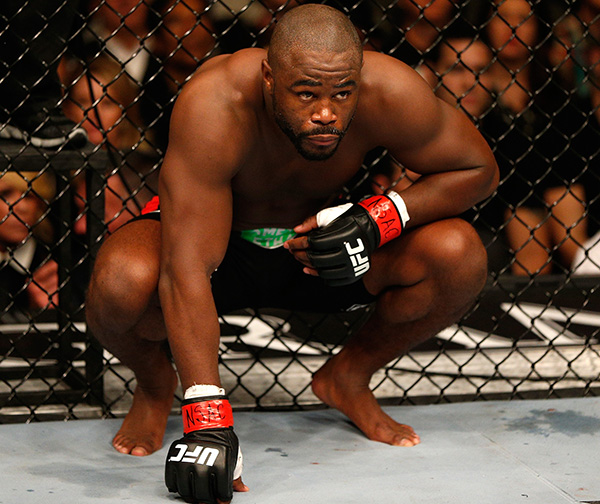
[0, 172, 55, 248]
[486, 0, 539, 64]
[433, 36, 492, 119]
[263, 5, 363, 161]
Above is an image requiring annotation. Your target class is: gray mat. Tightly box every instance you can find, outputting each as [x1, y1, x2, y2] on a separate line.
[1, 397, 599, 503]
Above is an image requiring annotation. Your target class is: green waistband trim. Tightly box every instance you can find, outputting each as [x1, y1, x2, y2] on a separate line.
[239, 228, 296, 249]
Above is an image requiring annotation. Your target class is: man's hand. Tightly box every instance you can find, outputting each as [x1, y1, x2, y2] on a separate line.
[165, 429, 247, 503]
[285, 192, 409, 286]
[165, 397, 248, 504]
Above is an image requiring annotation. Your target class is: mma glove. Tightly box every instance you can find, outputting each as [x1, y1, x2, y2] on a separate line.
[165, 394, 243, 504]
[306, 191, 410, 287]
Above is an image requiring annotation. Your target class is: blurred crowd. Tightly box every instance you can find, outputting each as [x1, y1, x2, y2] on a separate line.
[1, 0, 599, 322]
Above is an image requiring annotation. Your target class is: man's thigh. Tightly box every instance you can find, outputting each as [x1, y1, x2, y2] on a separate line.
[211, 233, 377, 314]
[365, 218, 486, 294]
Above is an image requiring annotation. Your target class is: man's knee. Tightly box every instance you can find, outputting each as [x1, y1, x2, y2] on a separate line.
[87, 235, 160, 330]
[428, 219, 487, 293]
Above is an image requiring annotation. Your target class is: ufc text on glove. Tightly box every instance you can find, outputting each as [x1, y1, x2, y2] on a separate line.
[306, 191, 410, 287]
[165, 395, 243, 504]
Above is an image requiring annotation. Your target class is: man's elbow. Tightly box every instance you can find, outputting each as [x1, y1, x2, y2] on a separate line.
[475, 149, 500, 202]
[484, 157, 500, 199]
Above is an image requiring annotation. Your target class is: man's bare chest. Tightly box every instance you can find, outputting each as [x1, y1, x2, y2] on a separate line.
[230, 152, 365, 228]
[232, 146, 366, 200]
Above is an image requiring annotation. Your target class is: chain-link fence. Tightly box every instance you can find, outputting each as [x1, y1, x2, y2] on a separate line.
[1, 0, 599, 423]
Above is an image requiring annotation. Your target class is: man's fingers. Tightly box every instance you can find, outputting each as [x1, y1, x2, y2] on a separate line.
[284, 235, 309, 250]
[286, 250, 319, 276]
[302, 266, 319, 276]
[293, 214, 319, 234]
[288, 249, 310, 265]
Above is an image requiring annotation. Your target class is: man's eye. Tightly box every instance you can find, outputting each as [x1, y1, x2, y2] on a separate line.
[336, 91, 351, 99]
[298, 92, 314, 99]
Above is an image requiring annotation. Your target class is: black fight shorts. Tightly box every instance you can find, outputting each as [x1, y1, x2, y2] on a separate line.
[131, 209, 376, 313]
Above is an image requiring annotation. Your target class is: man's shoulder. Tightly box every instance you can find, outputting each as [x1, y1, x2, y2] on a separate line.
[174, 48, 265, 122]
[168, 49, 265, 162]
[194, 48, 266, 87]
[362, 51, 423, 90]
[358, 51, 434, 118]
[354, 51, 443, 147]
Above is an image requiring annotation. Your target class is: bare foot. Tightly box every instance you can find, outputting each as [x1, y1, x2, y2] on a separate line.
[311, 358, 420, 447]
[233, 477, 249, 493]
[112, 365, 178, 456]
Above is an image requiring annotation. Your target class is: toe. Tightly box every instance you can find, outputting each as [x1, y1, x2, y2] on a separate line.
[393, 436, 415, 447]
[131, 445, 150, 457]
[112, 435, 130, 454]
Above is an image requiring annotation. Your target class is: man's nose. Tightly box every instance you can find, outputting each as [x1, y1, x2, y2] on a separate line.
[311, 101, 337, 125]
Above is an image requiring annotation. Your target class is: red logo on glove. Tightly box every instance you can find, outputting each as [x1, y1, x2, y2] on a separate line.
[358, 195, 402, 246]
[182, 399, 234, 434]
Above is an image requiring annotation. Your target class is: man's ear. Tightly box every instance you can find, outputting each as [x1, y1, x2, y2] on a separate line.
[262, 59, 274, 93]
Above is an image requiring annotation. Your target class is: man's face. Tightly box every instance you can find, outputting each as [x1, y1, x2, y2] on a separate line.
[156, 0, 215, 72]
[265, 50, 361, 161]
[487, 0, 538, 63]
[0, 180, 43, 248]
[436, 39, 492, 118]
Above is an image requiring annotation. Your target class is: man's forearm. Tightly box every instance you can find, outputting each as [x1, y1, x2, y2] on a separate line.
[158, 272, 222, 389]
[399, 161, 498, 228]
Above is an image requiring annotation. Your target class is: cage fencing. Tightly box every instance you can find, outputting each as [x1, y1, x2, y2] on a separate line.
[0, 0, 599, 423]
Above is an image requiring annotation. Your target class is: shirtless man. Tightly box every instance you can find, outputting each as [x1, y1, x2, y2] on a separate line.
[85, 4, 498, 503]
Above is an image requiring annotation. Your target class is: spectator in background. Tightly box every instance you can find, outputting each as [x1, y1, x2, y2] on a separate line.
[579, 0, 600, 43]
[383, 0, 459, 67]
[0, 171, 58, 322]
[141, 0, 217, 153]
[428, 23, 513, 274]
[0, 0, 87, 148]
[61, 54, 156, 236]
[482, 0, 588, 276]
[571, 11, 600, 274]
[360, 0, 486, 75]
[546, 8, 587, 100]
[534, 0, 598, 104]
[62, 55, 147, 151]
[80, 0, 217, 154]
[430, 25, 493, 122]
[83, 0, 154, 85]
[71, 172, 140, 236]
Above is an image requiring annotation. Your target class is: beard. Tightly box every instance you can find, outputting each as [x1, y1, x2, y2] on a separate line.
[273, 97, 352, 161]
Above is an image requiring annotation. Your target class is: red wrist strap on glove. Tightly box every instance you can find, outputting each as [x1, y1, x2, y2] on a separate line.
[182, 398, 234, 434]
[358, 194, 403, 246]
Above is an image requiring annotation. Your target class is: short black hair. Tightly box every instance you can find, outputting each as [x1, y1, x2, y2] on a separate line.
[268, 4, 363, 72]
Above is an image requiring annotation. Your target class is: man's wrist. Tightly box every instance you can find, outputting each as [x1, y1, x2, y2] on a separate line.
[182, 385, 233, 434]
[358, 191, 410, 246]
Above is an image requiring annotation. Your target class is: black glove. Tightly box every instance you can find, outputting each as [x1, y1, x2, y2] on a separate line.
[306, 192, 407, 287]
[165, 397, 242, 504]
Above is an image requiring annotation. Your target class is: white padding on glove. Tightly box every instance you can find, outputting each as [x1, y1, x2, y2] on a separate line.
[386, 190, 410, 227]
[316, 203, 353, 228]
[184, 384, 226, 400]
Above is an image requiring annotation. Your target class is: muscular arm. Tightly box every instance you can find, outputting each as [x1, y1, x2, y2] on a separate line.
[157, 63, 247, 389]
[363, 53, 499, 228]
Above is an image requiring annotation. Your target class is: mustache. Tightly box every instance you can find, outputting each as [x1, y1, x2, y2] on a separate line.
[299, 126, 344, 138]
